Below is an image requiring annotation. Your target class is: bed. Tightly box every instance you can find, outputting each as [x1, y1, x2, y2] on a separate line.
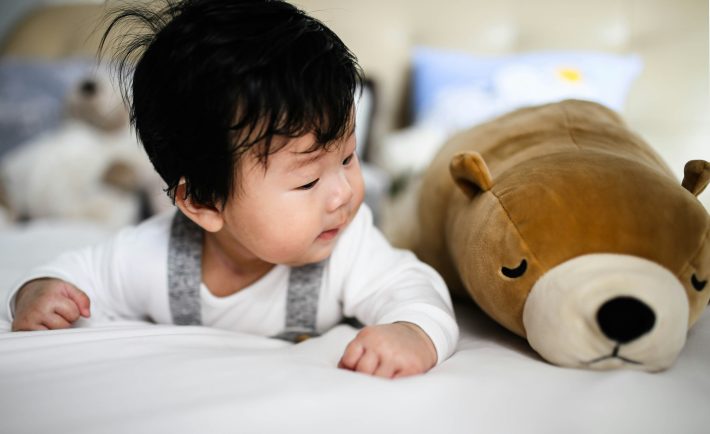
[1, 1, 709, 433]
[0, 221, 709, 433]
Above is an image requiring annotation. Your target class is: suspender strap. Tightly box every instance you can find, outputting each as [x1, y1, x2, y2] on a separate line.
[167, 210, 325, 341]
[272, 260, 326, 343]
[167, 211, 203, 326]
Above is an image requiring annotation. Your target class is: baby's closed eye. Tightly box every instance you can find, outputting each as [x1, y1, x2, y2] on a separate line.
[296, 179, 319, 190]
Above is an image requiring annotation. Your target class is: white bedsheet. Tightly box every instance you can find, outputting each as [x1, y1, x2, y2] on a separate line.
[0, 221, 708, 434]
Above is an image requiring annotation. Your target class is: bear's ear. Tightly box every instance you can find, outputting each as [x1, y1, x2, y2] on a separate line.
[450, 151, 493, 199]
[682, 160, 710, 196]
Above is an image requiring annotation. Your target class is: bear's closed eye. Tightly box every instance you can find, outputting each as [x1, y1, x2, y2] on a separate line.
[691, 274, 707, 291]
[501, 259, 527, 278]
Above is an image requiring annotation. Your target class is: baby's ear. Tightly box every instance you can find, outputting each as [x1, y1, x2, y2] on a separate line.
[174, 179, 224, 232]
[682, 160, 710, 196]
[449, 151, 493, 199]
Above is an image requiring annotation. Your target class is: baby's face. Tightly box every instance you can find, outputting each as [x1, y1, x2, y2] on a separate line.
[218, 130, 364, 266]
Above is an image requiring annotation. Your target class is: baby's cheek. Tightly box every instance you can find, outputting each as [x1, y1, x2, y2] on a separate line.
[261, 219, 321, 263]
[350, 171, 366, 209]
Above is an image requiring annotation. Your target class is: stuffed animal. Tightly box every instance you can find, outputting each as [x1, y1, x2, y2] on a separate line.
[0, 71, 168, 228]
[390, 99, 709, 371]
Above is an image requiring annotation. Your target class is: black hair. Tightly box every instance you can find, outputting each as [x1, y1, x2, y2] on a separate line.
[99, 0, 364, 206]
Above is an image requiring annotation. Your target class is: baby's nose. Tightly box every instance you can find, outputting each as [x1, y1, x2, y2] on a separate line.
[328, 173, 353, 211]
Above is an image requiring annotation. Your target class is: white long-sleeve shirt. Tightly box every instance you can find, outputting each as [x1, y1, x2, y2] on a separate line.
[5, 204, 459, 364]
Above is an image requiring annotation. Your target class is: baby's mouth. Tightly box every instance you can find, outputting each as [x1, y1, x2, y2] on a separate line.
[319, 216, 349, 240]
[318, 227, 340, 240]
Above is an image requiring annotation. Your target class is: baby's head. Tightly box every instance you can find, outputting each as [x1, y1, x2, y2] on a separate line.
[102, 0, 365, 265]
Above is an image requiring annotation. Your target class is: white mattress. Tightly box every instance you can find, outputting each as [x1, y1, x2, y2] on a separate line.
[0, 221, 708, 434]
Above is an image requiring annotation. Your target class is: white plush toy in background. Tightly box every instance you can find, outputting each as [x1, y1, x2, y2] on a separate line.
[0, 71, 169, 229]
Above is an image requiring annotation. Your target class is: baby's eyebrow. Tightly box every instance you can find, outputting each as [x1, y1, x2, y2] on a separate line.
[285, 125, 356, 172]
[287, 150, 325, 172]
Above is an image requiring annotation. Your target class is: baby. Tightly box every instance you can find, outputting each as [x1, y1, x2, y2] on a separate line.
[5, 0, 458, 378]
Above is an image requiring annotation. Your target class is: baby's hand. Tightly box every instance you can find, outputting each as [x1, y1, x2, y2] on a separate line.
[11, 278, 91, 331]
[338, 322, 437, 379]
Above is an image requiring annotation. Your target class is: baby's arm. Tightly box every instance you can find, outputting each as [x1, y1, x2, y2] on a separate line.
[5, 213, 171, 328]
[12, 278, 91, 331]
[332, 205, 459, 378]
[338, 322, 437, 378]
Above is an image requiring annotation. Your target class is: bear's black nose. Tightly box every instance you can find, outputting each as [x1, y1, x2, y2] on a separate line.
[80, 79, 97, 96]
[596, 296, 656, 344]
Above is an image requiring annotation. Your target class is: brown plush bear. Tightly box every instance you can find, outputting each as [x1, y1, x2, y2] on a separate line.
[390, 99, 709, 371]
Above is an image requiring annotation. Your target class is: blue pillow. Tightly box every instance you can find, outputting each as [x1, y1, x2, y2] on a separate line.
[411, 48, 642, 132]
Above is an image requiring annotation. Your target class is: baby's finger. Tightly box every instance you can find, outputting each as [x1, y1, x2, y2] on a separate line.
[41, 314, 72, 330]
[393, 367, 417, 379]
[373, 361, 397, 379]
[62, 283, 91, 318]
[53, 297, 81, 323]
[338, 340, 365, 370]
[354, 349, 380, 375]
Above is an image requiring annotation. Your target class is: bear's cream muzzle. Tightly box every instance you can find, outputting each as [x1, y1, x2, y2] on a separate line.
[522, 253, 688, 371]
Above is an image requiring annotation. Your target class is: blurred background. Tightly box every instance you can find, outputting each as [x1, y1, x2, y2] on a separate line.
[0, 0, 708, 233]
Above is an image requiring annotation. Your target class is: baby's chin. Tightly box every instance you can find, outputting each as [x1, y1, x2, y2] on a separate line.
[278, 239, 339, 267]
[294, 247, 335, 266]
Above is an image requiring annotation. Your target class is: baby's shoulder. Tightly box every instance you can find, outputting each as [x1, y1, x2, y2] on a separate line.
[113, 208, 176, 254]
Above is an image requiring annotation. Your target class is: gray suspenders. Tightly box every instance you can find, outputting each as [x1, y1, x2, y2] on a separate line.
[272, 261, 326, 343]
[167, 211, 324, 342]
[167, 211, 203, 326]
